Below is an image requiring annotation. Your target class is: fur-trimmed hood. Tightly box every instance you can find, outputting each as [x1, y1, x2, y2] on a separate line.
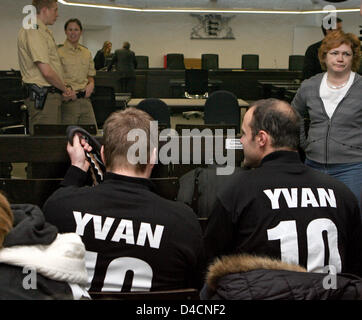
[206, 254, 306, 291]
[201, 254, 362, 300]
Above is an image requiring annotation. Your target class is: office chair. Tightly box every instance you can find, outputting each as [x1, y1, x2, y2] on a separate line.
[201, 54, 219, 70]
[135, 55, 149, 69]
[241, 54, 259, 70]
[204, 90, 240, 133]
[136, 98, 171, 129]
[90, 86, 117, 129]
[288, 55, 305, 71]
[185, 69, 209, 99]
[182, 69, 209, 119]
[166, 54, 185, 70]
[0, 95, 28, 134]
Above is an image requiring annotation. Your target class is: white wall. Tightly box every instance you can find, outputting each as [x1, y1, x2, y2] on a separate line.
[1, 0, 361, 70]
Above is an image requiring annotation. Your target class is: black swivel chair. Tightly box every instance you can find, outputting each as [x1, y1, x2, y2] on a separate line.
[0, 76, 28, 134]
[241, 54, 259, 70]
[90, 86, 117, 129]
[166, 54, 185, 70]
[185, 69, 209, 99]
[289, 55, 305, 71]
[136, 98, 171, 129]
[201, 54, 219, 70]
[135, 55, 149, 69]
[0, 96, 28, 134]
[182, 69, 209, 119]
[204, 90, 240, 134]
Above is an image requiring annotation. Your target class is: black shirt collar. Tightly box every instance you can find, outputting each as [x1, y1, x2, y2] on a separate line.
[104, 172, 156, 192]
[260, 150, 301, 167]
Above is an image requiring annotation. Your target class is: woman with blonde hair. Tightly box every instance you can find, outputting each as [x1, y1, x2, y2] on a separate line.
[0, 192, 89, 299]
[292, 30, 362, 209]
[94, 41, 112, 70]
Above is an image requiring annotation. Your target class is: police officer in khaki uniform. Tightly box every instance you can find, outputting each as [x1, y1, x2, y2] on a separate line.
[17, 0, 74, 135]
[58, 18, 98, 128]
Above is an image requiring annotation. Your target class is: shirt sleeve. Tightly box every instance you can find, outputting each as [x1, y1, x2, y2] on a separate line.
[291, 86, 308, 149]
[26, 29, 50, 64]
[203, 198, 235, 266]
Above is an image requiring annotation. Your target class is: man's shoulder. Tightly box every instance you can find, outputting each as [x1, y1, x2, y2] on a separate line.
[305, 40, 322, 54]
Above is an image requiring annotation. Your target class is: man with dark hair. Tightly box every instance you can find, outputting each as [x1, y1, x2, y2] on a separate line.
[204, 98, 362, 277]
[17, 0, 74, 134]
[302, 17, 343, 80]
[43, 108, 204, 292]
[57, 18, 97, 127]
[107, 41, 137, 94]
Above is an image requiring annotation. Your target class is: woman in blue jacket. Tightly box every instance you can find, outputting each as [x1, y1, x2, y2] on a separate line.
[292, 30, 362, 208]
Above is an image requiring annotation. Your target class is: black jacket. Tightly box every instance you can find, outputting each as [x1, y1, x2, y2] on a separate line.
[0, 204, 88, 300]
[204, 151, 362, 277]
[43, 166, 205, 292]
[108, 48, 137, 77]
[302, 40, 323, 80]
[201, 254, 362, 300]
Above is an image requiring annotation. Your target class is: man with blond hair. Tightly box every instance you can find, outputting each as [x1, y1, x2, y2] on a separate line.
[43, 108, 205, 292]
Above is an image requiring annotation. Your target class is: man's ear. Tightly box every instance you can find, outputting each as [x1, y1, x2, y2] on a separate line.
[257, 130, 268, 147]
[100, 145, 105, 164]
[149, 147, 157, 167]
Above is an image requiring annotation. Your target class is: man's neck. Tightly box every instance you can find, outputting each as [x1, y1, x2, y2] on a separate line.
[37, 15, 48, 26]
[109, 167, 150, 179]
[67, 39, 79, 49]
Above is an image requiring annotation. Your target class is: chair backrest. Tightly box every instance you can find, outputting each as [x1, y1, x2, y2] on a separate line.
[185, 69, 208, 95]
[136, 98, 171, 128]
[33, 124, 97, 136]
[135, 55, 149, 69]
[242, 54, 259, 70]
[0, 77, 25, 100]
[89, 288, 199, 300]
[288, 55, 305, 71]
[90, 86, 116, 128]
[166, 54, 185, 70]
[0, 96, 27, 134]
[201, 54, 219, 70]
[204, 90, 240, 133]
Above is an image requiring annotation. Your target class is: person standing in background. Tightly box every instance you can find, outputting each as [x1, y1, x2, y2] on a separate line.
[302, 18, 342, 80]
[17, 0, 73, 134]
[108, 41, 137, 94]
[57, 18, 98, 128]
[292, 30, 362, 208]
[93, 41, 112, 70]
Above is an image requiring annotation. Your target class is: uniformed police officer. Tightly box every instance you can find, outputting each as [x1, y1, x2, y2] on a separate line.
[17, 0, 74, 135]
[58, 18, 98, 128]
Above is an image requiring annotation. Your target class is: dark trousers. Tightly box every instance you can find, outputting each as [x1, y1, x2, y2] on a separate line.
[119, 77, 135, 95]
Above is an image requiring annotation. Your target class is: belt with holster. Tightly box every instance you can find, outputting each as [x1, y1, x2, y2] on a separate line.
[24, 84, 63, 110]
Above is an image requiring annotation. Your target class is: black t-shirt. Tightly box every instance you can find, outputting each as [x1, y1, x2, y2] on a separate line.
[204, 151, 362, 277]
[43, 167, 205, 292]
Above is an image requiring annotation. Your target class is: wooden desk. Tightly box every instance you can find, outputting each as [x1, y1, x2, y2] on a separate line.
[96, 69, 302, 100]
[127, 98, 249, 112]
